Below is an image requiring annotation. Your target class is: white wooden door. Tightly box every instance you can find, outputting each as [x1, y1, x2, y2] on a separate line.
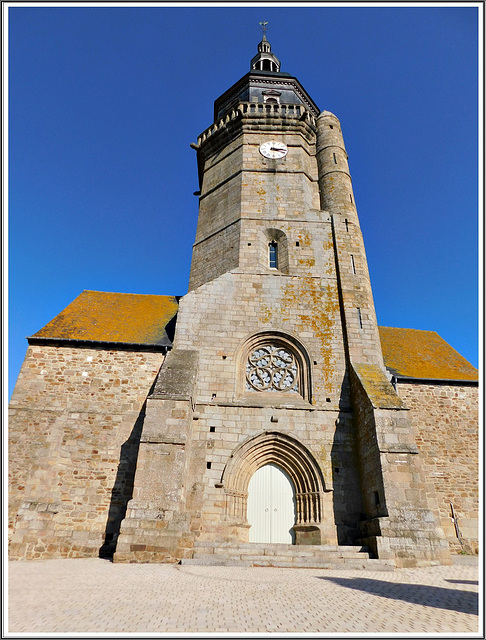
[247, 463, 296, 543]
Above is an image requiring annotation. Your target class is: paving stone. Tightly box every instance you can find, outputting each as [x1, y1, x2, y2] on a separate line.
[6, 557, 480, 634]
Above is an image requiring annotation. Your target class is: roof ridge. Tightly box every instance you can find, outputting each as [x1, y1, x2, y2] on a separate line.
[81, 289, 178, 298]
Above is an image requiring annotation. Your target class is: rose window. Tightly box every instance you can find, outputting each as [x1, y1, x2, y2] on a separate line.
[246, 345, 298, 393]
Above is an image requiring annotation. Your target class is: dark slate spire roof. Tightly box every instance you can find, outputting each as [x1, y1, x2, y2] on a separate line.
[213, 36, 319, 122]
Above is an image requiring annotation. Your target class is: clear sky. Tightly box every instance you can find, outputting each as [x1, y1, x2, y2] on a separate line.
[7, 3, 480, 397]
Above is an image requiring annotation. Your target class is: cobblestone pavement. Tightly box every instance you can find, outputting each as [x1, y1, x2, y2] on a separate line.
[6, 558, 481, 635]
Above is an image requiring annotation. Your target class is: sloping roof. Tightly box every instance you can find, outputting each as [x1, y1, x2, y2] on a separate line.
[30, 290, 179, 348]
[378, 326, 478, 381]
[29, 291, 477, 380]
[352, 363, 406, 409]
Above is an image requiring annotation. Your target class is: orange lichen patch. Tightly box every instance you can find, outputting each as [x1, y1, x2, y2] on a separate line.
[297, 230, 311, 247]
[297, 258, 315, 268]
[32, 290, 179, 346]
[259, 276, 339, 395]
[322, 239, 335, 276]
[379, 326, 477, 381]
[353, 363, 405, 409]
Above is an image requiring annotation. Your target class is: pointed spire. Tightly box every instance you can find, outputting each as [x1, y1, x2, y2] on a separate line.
[251, 21, 280, 72]
[258, 34, 271, 54]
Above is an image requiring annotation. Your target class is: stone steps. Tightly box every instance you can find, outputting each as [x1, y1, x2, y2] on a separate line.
[181, 541, 395, 570]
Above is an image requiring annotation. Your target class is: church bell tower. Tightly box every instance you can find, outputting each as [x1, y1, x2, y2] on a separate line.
[114, 33, 450, 567]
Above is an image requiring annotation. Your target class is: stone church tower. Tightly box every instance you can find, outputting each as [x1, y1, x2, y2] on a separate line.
[112, 35, 451, 567]
[9, 35, 478, 567]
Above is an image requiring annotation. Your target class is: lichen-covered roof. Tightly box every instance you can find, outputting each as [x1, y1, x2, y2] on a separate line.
[379, 326, 478, 381]
[353, 363, 406, 409]
[30, 292, 477, 377]
[31, 290, 179, 347]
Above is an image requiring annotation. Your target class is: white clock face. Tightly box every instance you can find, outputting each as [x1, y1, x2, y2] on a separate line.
[259, 140, 288, 159]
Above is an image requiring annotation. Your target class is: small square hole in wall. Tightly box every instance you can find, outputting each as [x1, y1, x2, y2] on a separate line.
[326, 398, 331, 403]
[209, 426, 216, 433]
[334, 467, 340, 474]
[296, 241, 300, 247]
[374, 491, 380, 506]
[313, 360, 317, 365]
[248, 243, 252, 246]
[207, 462, 212, 469]
[222, 355, 227, 359]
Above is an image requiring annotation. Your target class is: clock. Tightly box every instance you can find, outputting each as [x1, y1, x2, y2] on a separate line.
[259, 140, 288, 159]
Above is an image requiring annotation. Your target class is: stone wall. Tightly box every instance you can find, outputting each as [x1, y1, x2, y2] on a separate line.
[396, 382, 479, 553]
[177, 270, 347, 407]
[189, 219, 241, 291]
[189, 402, 364, 547]
[349, 364, 451, 567]
[189, 112, 320, 292]
[8, 343, 165, 560]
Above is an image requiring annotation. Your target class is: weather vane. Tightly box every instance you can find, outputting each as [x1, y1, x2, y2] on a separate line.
[259, 20, 268, 36]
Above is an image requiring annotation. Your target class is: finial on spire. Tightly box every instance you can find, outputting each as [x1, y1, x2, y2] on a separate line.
[251, 21, 280, 72]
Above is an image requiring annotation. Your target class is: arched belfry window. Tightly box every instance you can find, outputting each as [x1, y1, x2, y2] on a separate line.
[263, 228, 288, 274]
[268, 241, 278, 269]
[239, 332, 311, 402]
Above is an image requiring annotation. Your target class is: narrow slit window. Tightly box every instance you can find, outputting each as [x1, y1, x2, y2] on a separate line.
[351, 254, 356, 274]
[333, 152, 337, 164]
[357, 307, 363, 328]
[350, 194, 353, 203]
[269, 241, 278, 269]
[345, 219, 349, 232]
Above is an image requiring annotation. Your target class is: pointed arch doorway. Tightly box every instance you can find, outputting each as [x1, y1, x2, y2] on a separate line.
[247, 463, 296, 543]
[221, 431, 337, 546]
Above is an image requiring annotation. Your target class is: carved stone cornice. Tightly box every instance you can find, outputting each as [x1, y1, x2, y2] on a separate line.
[196, 103, 317, 159]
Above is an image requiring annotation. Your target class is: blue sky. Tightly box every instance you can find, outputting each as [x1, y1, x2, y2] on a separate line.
[7, 3, 479, 397]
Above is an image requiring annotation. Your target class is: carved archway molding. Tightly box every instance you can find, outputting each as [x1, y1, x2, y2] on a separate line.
[220, 431, 327, 527]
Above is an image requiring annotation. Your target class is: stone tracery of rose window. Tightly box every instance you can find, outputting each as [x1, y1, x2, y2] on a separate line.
[246, 345, 299, 392]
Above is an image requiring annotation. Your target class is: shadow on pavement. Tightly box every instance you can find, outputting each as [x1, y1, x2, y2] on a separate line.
[318, 577, 478, 616]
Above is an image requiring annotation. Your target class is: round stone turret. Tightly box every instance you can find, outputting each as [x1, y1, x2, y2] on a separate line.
[316, 110, 385, 369]
[316, 111, 357, 219]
